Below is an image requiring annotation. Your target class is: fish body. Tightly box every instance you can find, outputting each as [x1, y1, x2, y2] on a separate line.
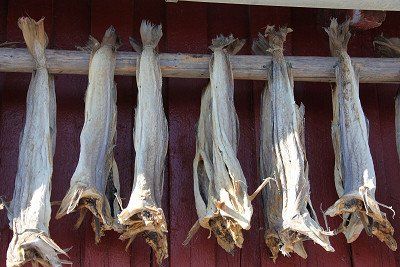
[118, 21, 168, 264]
[57, 27, 121, 243]
[6, 17, 67, 267]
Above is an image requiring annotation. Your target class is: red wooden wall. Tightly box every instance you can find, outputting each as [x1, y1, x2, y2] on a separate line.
[0, 1, 399, 266]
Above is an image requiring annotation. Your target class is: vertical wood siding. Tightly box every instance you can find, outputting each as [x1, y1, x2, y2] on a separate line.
[0, 1, 399, 266]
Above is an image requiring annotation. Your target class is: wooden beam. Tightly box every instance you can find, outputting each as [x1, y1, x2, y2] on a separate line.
[0, 48, 399, 83]
[166, 0, 400, 11]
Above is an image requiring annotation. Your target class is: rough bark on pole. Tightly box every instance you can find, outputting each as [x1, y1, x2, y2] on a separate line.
[56, 26, 122, 243]
[4, 17, 69, 267]
[185, 35, 256, 252]
[117, 21, 168, 264]
[0, 48, 399, 83]
[254, 26, 333, 261]
[374, 36, 400, 163]
[324, 19, 397, 251]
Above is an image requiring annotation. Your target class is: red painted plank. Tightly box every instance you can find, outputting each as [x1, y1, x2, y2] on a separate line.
[165, 2, 212, 267]
[133, 0, 165, 40]
[0, 1, 9, 266]
[6, 0, 53, 45]
[376, 12, 400, 267]
[50, 1, 91, 265]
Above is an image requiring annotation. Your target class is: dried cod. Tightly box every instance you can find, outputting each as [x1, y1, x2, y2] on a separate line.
[117, 21, 168, 264]
[374, 36, 400, 58]
[185, 35, 257, 253]
[373, 36, 400, 162]
[56, 26, 121, 243]
[324, 19, 397, 251]
[253, 26, 333, 261]
[5, 17, 68, 267]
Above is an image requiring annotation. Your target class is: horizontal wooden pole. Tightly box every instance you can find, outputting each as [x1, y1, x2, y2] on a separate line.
[0, 48, 399, 83]
[166, 0, 400, 11]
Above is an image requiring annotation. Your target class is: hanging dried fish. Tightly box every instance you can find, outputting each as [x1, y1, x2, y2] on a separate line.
[184, 35, 256, 253]
[324, 19, 397, 251]
[56, 26, 121, 243]
[374, 36, 400, 57]
[253, 26, 333, 261]
[373, 36, 400, 162]
[5, 17, 69, 267]
[117, 21, 168, 264]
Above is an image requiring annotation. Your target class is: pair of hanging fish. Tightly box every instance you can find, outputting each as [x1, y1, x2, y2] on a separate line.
[0, 18, 168, 266]
[186, 18, 397, 262]
[57, 19, 168, 262]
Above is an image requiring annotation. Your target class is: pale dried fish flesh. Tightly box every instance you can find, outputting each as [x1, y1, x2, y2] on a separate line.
[253, 26, 333, 261]
[6, 17, 68, 267]
[56, 26, 121, 243]
[325, 19, 397, 251]
[185, 35, 254, 253]
[117, 21, 168, 264]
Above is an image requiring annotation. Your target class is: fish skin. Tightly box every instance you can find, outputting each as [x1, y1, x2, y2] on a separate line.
[187, 35, 252, 253]
[255, 26, 333, 261]
[6, 17, 68, 267]
[56, 26, 121, 243]
[325, 19, 396, 251]
[118, 20, 168, 265]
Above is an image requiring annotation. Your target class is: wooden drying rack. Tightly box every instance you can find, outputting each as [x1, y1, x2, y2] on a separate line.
[0, 47, 399, 83]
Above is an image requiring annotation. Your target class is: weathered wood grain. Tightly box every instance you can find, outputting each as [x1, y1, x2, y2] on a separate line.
[166, 0, 400, 11]
[0, 48, 399, 82]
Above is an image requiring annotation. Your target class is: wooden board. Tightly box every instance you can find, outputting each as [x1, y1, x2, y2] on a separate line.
[50, 0, 91, 265]
[166, 2, 213, 267]
[166, 0, 400, 11]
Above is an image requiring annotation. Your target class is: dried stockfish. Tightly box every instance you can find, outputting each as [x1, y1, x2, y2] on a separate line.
[5, 17, 69, 267]
[185, 35, 256, 253]
[374, 36, 400, 163]
[253, 26, 334, 261]
[117, 21, 168, 264]
[324, 19, 397, 251]
[56, 26, 122, 243]
[374, 36, 400, 58]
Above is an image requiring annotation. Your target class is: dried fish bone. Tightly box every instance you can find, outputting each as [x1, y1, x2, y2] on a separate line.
[325, 19, 397, 251]
[5, 17, 69, 267]
[254, 26, 333, 261]
[117, 21, 168, 264]
[56, 26, 121, 243]
[185, 35, 255, 253]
